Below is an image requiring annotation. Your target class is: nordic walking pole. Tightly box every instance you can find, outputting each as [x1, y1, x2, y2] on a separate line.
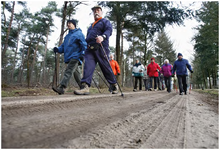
[94, 69, 111, 90]
[76, 68, 101, 93]
[81, 60, 110, 92]
[99, 40, 124, 97]
[81, 60, 111, 91]
[92, 77, 102, 93]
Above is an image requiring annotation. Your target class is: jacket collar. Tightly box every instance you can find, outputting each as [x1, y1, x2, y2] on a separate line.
[68, 28, 77, 33]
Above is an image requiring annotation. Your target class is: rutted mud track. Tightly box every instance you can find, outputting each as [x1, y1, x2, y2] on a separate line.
[2, 91, 218, 148]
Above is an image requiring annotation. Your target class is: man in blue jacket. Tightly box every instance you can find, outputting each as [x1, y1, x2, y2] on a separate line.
[172, 53, 193, 95]
[53, 19, 87, 95]
[74, 5, 118, 95]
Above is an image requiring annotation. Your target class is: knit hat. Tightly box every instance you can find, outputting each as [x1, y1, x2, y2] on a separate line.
[151, 57, 155, 61]
[67, 19, 76, 28]
[177, 53, 183, 57]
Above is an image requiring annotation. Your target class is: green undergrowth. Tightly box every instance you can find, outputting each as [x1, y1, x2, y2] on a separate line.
[1, 84, 134, 97]
[194, 89, 219, 98]
[2, 87, 56, 97]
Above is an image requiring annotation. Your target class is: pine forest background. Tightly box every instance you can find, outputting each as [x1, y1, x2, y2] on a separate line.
[1, 1, 219, 90]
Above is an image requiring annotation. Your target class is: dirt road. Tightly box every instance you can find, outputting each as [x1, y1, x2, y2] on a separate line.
[2, 91, 218, 148]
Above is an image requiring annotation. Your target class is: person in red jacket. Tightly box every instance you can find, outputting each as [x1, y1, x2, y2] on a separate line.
[147, 57, 161, 91]
[109, 54, 120, 76]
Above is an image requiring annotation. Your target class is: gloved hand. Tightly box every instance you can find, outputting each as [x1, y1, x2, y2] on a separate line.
[171, 74, 174, 77]
[79, 55, 84, 62]
[118, 73, 120, 75]
[53, 47, 59, 53]
[191, 70, 193, 73]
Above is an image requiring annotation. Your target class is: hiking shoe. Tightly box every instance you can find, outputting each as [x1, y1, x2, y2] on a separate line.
[52, 85, 64, 95]
[133, 89, 137, 92]
[74, 83, 89, 95]
[112, 84, 118, 94]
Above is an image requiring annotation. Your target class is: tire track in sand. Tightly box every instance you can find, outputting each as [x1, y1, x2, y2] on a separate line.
[61, 95, 187, 148]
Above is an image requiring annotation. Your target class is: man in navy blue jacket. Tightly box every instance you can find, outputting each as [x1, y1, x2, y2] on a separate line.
[53, 19, 87, 95]
[172, 53, 193, 95]
[74, 5, 118, 95]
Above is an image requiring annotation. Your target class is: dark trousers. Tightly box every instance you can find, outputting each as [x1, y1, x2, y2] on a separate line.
[164, 76, 171, 92]
[60, 59, 82, 88]
[149, 77, 158, 89]
[143, 79, 149, 90]
[177, 75, 187, 93]
[81, 48, 116, 86]
[158, 77, 161, 90]
[134, 76, 143, 90]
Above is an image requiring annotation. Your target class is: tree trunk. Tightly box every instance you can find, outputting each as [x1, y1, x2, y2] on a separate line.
[27, 36, 34, 88]
[11, 24, 21, 82]
[18, 47, 25, 85]
[118, 26, 123, 86]
[2, 1, 15, 61]
[202, 71, 207, 89]
[132, 37, 135, 65]
[27, 45, 31, 88]
[54, 1, 68, 86]
[132, 37, 135, 86]
[143, 30, 147, 65]
[38, 62, 43, 83]
[30, 39, 40, 84]
[115, 3, 121, 72]
[42, 26, 50, 85]
[208, 71, 212, 89]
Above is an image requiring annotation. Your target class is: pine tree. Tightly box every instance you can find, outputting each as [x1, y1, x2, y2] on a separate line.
[154, 30, 176, 66]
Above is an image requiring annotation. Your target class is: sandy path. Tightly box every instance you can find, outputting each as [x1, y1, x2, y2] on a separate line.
[2, 91, 218, 148]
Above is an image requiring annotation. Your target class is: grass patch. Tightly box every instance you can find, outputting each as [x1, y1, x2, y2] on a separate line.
[2, 87, 56, 97]
[1, 85, 136, 97]
[2, 91, 16, 97]
[194, 89, 219, 98]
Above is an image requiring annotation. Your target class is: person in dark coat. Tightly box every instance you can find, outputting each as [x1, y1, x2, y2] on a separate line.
[74, 5, 118, 95]
[172, 53, 193, 95]
[53, 19, 87, 95]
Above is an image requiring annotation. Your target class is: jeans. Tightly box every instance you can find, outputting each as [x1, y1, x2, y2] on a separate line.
[164, 76, 171, 92]
[60, 59, 82, 88]
[177, 75, 187, 93]
[134, 76, 143, 90]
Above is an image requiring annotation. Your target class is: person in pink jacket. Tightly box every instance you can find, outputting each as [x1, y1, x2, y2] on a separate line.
[147, 57, 161, 91]
[161, 59, 172, 93]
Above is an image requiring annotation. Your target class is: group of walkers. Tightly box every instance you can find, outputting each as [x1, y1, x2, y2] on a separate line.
[132, 53, 193, 95]
[53, 5, 119, 95]
[52, 5, 193, 96]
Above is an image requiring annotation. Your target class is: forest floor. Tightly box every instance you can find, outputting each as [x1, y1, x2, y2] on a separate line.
[1, 87, 219, 149]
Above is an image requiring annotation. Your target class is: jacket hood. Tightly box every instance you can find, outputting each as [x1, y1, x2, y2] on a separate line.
[151, 61, 155, 64]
